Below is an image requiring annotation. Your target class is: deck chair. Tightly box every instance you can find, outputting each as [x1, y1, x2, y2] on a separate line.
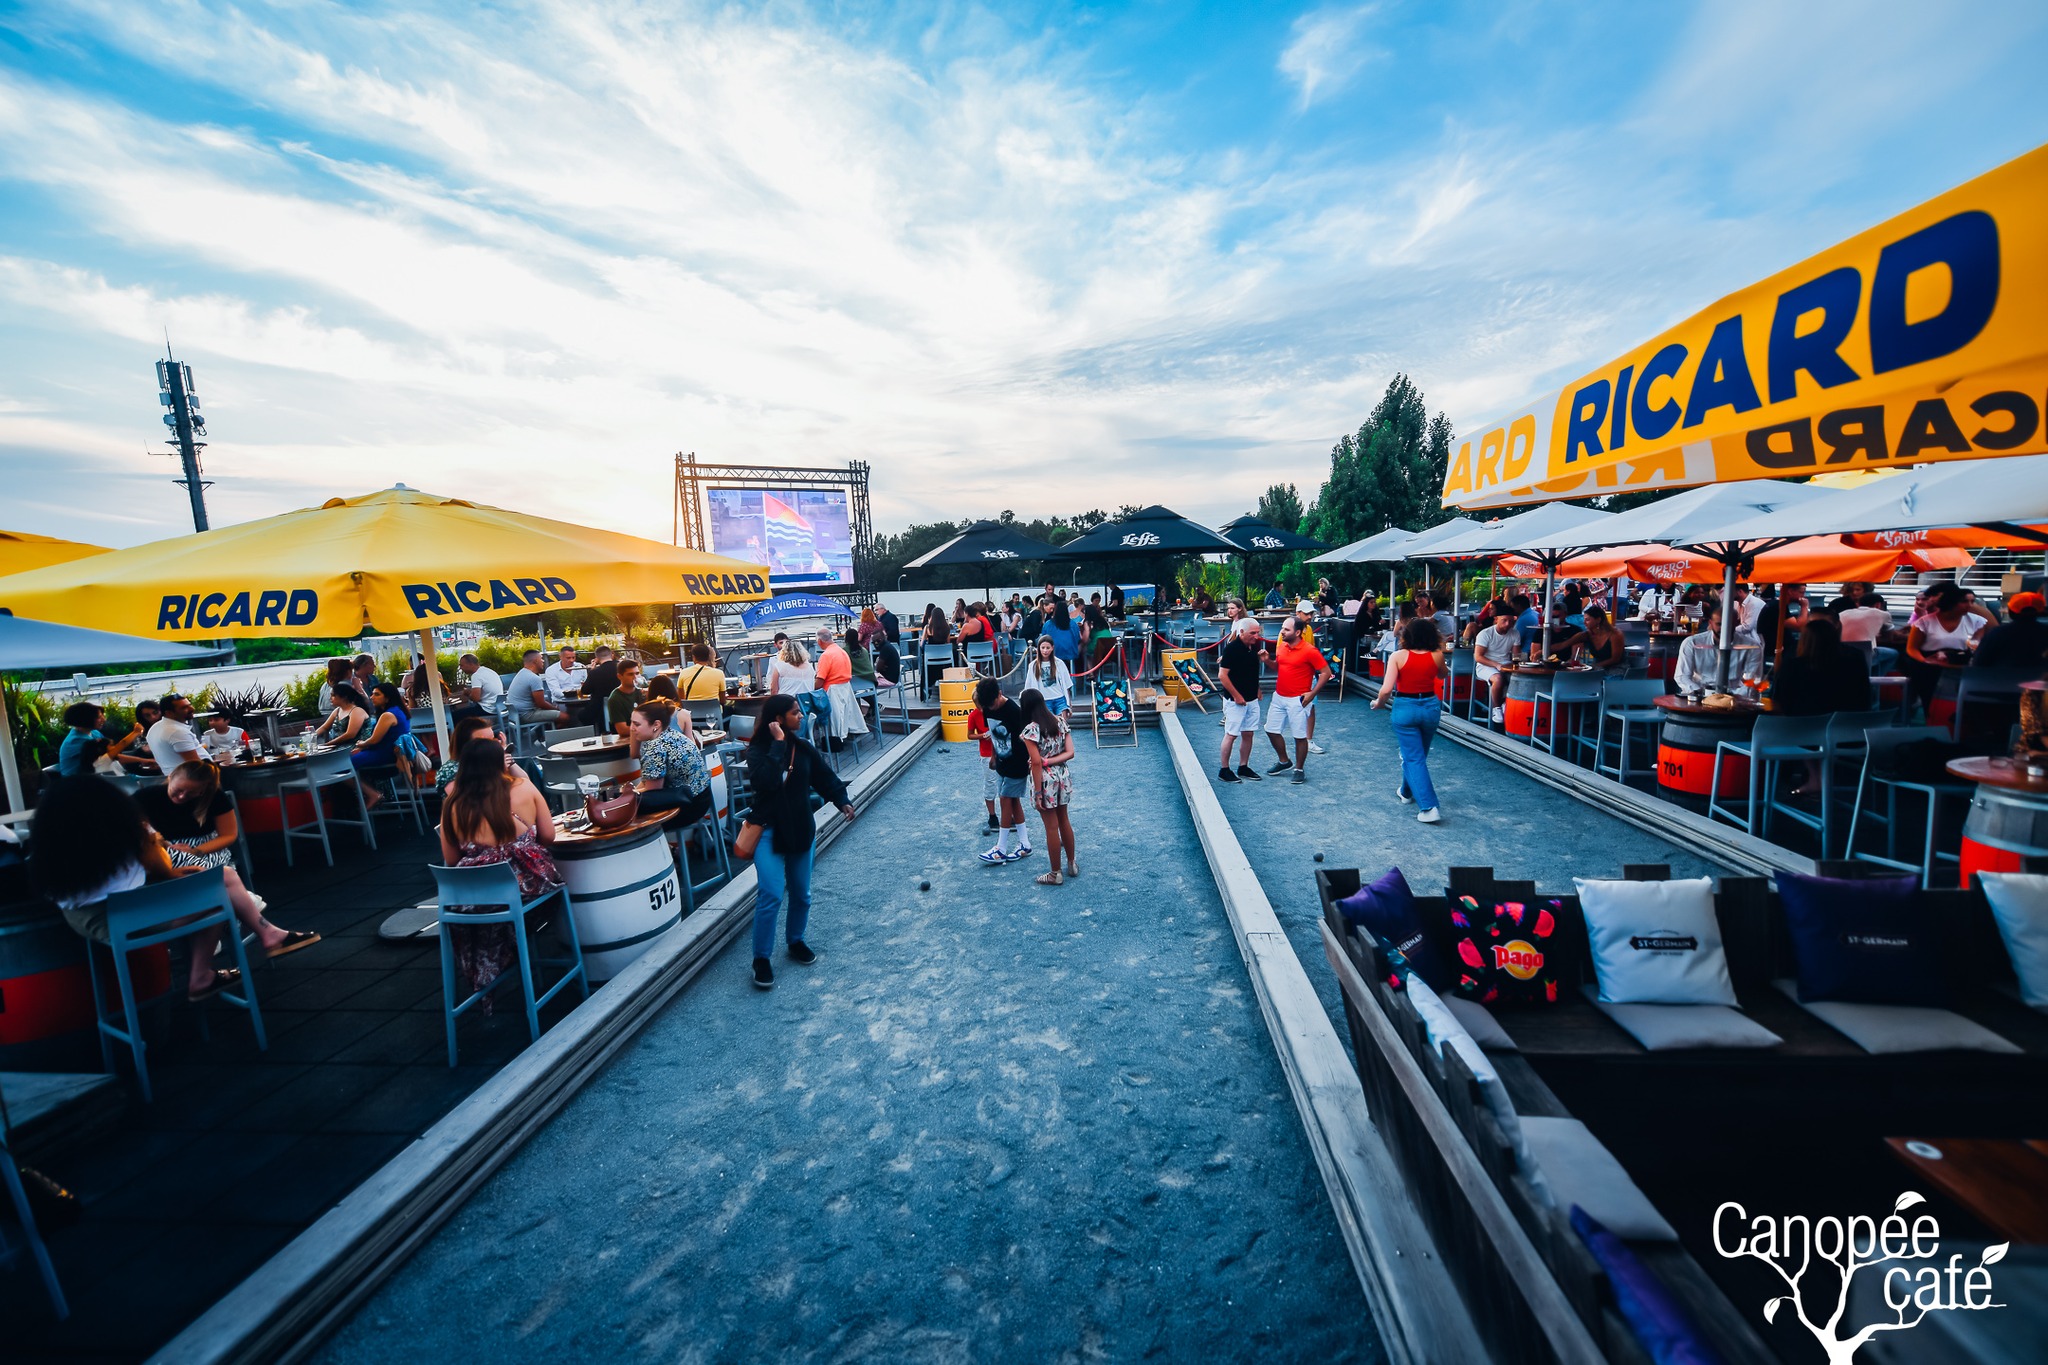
[1168, 656, 1215, 714]
[1091, 674, 1139, 749]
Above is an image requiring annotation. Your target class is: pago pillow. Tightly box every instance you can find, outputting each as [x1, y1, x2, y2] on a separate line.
[1980, 872, 2048, 1010]
[1574, 876, 1737, 1006]
[1449, 894, 1564, 1007]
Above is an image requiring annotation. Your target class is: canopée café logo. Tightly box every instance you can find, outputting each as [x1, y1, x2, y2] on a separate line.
[1714, 1190, 2005, 1362]
[1119, 532, 1163, 548]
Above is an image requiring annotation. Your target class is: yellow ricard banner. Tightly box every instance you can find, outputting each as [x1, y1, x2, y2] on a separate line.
[1443, 142, 2048, 508]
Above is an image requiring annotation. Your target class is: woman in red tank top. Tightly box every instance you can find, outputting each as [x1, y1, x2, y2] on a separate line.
[1373, 615, 1449, 822]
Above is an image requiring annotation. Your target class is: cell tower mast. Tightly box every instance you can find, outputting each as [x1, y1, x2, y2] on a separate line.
[157, 342, 211, 532]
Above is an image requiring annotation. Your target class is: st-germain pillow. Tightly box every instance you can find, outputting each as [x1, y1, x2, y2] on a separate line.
[1777, 869, 1946, 1007]
[1336, 867, 1448, 989]
[1449, 894, 1564, 1007]
[1575, 877, 1737, 1006]
[1979, 872, 2048, 1010]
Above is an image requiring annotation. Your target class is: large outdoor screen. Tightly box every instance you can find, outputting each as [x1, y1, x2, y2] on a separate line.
[706, 485, 855, 588]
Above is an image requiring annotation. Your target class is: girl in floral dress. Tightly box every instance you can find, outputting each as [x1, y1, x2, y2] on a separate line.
[1018, 687, 1078, 885]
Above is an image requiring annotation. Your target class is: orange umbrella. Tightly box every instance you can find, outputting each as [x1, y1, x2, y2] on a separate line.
[1620, 537, 1971, 586]
[1844, 525, 2048, 551]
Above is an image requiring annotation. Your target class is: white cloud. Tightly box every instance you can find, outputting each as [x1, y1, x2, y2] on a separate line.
[1278, 6, 1381, 109]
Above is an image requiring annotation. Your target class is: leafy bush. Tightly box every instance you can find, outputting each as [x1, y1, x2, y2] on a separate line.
[282, 669, 327, 717]
[206, 683, 289, 724]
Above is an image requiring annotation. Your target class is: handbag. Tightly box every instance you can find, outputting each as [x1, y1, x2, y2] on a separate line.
[584, 788, 641, 829]
[733, 820, 764, 859]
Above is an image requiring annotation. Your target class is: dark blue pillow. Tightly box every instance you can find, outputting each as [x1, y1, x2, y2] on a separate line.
[1336, 867, 1448, 990]
[1777, 870, 1946, 1007]
[1569, 1208, 1722, 1365]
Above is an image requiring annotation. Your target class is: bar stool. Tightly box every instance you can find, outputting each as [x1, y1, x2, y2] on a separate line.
[1591, 679, 1667, 785]
[1534, 673, 1604, 761]
[1707, 713, 1832, 838]
[275, 748, 376, 867]
[88, 869, 266, 1101]
[1, 1109, 66, 1318]
[537, 757, 585, 812]
[1845, 727, 1974, 886]
[428, 862, 588, 1066]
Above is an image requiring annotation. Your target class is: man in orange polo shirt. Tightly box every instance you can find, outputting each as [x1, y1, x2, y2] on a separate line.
[814, 625, 868, 749]
[1264, 614, 1330, 784]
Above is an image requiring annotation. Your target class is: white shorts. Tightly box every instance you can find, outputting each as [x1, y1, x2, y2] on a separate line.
[1264, 693, 1311, 740]
[1222, 697, 1261, 735]
[1474, 661, 1501, 684]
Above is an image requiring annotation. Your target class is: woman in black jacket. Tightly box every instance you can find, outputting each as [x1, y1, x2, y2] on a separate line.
[744, 694, 855, 990]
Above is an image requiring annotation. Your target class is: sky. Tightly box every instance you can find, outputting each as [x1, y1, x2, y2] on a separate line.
[1, 0, 2045, 550]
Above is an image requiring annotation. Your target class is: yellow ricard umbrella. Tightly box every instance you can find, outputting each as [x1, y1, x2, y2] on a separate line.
[0, 485, 771, 755]
[0, 529, 110, 576]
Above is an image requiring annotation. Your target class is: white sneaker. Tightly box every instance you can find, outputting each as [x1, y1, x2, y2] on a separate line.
[1395, 785, 1412, 803]
[1417, 808, 1442, 824]
[1307, 741, 1326, 755]
[1490, 706, 1505, 724]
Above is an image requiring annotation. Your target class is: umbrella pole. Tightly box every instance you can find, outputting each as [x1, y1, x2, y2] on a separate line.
[0, 692, 21, 815]
[420, 628, 451, 764]
[1539, 562, 1557, 661]
[1452, 569, 1462, 627]
[1714, 559, 1738, 692]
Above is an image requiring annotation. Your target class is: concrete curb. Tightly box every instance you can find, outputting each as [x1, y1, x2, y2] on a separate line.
[1157, 711, 1484, 1365]
[150, 720, 940, 1365]
[1434, 712, 1810, 878]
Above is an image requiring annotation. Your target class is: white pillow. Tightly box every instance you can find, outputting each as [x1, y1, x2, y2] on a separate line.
[1575, 876, 1738, 1006]
[1980, 872, 2048, 1010]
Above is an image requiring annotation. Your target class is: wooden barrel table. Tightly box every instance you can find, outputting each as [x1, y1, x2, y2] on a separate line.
[1653, 696, 1761, 809]
[1502, 667, 1554, 739]
[1947, 757, 2048, 879]
[551, 809, 683, 983]
[0, 900, 169, 1069]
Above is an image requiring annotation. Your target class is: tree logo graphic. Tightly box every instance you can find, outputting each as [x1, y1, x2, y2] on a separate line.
[1713, 1191, 2006, 1362]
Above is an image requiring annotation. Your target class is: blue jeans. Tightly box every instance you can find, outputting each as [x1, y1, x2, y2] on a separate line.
[752, 826, 813, 960]
[1390, 694, 1441, 811]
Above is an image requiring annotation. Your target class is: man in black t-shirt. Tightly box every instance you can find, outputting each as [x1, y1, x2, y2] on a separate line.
[579, 645, 619, 728]
[1216, 620, 1267, 783]
[975, 678, 1035, 864]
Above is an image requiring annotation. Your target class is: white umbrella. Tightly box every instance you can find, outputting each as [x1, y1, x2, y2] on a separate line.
[1690, 454, 2048, 547]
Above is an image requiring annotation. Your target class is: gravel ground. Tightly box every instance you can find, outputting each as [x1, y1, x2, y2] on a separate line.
[316, 732, 1377, 1364]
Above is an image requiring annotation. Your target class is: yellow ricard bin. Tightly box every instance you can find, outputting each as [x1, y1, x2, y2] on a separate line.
[939, 678, 977, 742]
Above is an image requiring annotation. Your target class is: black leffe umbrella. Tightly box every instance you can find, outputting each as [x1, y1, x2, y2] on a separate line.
[901, 519, 1058, 608]
[1218, 514, 1327, 603]
[1047, 506, 1242, 659]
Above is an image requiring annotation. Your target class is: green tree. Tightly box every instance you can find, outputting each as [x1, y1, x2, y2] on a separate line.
[1255, 483, 1304, 532]
[1302, 374, 1457, 596]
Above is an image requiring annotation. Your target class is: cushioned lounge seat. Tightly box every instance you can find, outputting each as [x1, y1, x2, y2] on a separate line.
[1771, 980, 2022, 1055]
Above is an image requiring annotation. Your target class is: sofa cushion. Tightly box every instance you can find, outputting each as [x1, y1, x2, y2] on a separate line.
[1519, 1116, 1677, 1241]
[1777, 869, 1947, 1007]
[1583, 986, 1782, 1051]
[1445, 997, 1518, 1051]
[1771, 980, 2022, 1054]
[1448, 894, 1565, 1007]
[1575, 876, 1736, 1006]
[1980, 872, 2048, 1010]
[1570, 1208, 1722, 1363]
[1335, 867, 1448, 989]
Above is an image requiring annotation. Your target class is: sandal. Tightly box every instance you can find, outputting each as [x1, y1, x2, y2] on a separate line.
[1035, 871, 1063, 886]
[188, 967, 241, 1003]
[265, 929, 322, 959]
[1065, 865, 1080, 878]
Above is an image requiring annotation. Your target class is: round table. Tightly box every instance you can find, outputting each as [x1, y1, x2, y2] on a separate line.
[1498, 664, 1596, 738]
[219, 748, 328, 835]
[551, 808, 682, 982]
[1948, 756, 2048, 879]
[1652, 695, 1762, 806]
[548, 734, 634, 780]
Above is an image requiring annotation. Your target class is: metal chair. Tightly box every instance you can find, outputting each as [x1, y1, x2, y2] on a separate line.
[670, 800, 732, 913]
[504, 708, 552, 755]
[1951, 667, 2038, 747]
[1534, 672, 1605, 761]
[684, 699, 724, 733]
[275, 748, 376, 867]
[1443, 649, 1479, 721]
[962, 639, 996, 676]
[541, 725, 595, 746]
[88, 868, 266, 1101]
[428, 862, 588, 1067]
[1591, 679, 1667, 785]
[0, 1101, 66, 1318]
[537, 757, 586, 812]
[219, 787, 256, 891]
[1845, 727, 1974, 886]
[1783, 709, 1900, 858]
[919, 643, 952, 699]
[1707, 713, 1832, 838]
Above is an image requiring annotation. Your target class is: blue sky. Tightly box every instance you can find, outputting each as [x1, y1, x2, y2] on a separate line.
[1, 0, 2044, 547]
